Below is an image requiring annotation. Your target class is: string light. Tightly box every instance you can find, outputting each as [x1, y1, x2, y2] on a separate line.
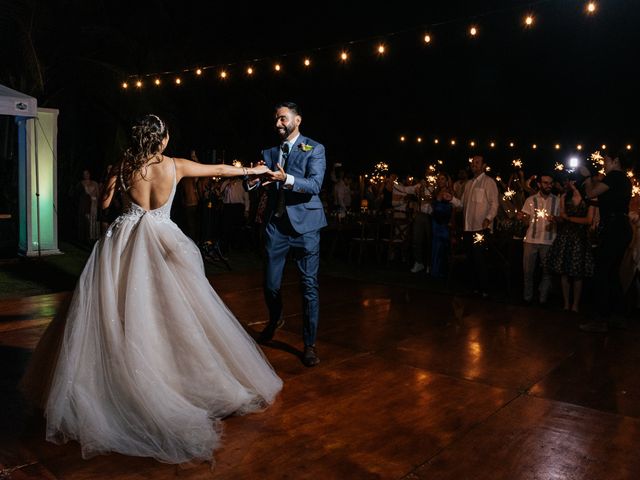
[509, 142, 515, 148]
[220, 70, 227, 79]
[470, 141, 476, 147]
[247, 67, 254, 75]
[123, 3, 611, 87]
[577, 144, 583, 151]
[532, 144, 537, 149]
[601, 144, 607, 149]
[627, 144, 632, 150]
[154, 78, 161, 85]
[274, 63, 281, 72]
[490, 142, 496, 148]
[135, 80, 142, 88]
[417, 137, 422, 143]
[555, 144, 561, 150]
[400, 136, 406, 142]
[122, 82, 128, 89]
[175, 77, 181, 85]
[434, 138, 439, 144]
[451, 139, 456, 146]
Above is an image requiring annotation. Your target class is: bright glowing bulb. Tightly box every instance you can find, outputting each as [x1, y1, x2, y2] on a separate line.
[274, 64, 281, 71]
[577, 144, 583, 151]
[340, 51, 348, 61]
[555, 144, 561, 150]
[601, 144, 607, 150]
[627, 144, 632, 150]
[417, 137, 422, 143]
[122, 82, 128, 89]
[175, 77, 181, 85]
[135, 80, 142, 88]
[525, 15, 534, 26]
[220, 71, 227, 79]
[451, 139, 456, 146]
[424, 34, 432, 44]
[470, 26, 478, 36]
[377, 44, 385, 54]
[470, 141, 476, 147]
[532, 144, 537, 149]
[586, 2, 597, 14]
[434, 139, 439, 144]
[400, 136, 406, 142]
[490, 142, 495, 148]
[509, 142, 515, 147]
[247, 67, 253, 75]
[154, 78, 161, 85]
[304, 58, 311, 66]
[569, 157, 579, 168]
[196, 68, 202, 75]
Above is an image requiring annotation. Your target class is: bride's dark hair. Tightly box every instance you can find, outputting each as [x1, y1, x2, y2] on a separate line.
[116, 114, 168, 190]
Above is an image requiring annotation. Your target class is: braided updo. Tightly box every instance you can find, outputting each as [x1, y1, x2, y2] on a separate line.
[117, 114, 168, 190]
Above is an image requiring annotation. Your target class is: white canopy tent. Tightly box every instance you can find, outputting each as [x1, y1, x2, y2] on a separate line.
[0, 83, 60, 256]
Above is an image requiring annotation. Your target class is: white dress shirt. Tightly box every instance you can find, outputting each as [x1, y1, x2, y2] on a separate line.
[522, 192, 559, 245]
[456, 173, 499, 232]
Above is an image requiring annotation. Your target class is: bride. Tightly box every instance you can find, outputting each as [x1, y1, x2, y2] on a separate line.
[20, 114, 282, 464]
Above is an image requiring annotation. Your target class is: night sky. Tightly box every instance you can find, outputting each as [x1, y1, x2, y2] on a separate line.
[2, 0, 640, 180]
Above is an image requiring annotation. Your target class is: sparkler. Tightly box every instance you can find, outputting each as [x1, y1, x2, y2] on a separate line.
[503, 189, 516, 201]
[534, 208, 548, 220]
[554, 162, 564, 171]
[473, 232, 485, 244]
[512, 159, 523, 169]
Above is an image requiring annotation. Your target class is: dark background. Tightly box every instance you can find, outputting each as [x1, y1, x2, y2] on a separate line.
[1, 0, 639, 185]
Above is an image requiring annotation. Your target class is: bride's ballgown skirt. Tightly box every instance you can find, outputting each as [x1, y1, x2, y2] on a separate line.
[21, 208, 282, 464]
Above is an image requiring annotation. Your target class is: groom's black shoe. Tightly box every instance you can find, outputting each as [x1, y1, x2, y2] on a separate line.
[257, 318, 285, 344]
[302, 345, 320, 367]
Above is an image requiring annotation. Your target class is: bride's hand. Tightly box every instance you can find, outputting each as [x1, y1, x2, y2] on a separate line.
[249, 165, 270, 176]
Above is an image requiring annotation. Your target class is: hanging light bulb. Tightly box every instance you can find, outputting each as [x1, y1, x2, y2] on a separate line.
[377, 44, 386, 54]
[246, 67, 254, 75]
[434, 138, 439, 144]
[424, 34, 432, 44]
[490, 141, 496, 148]
[154, 78, 161, 86]
[524, 15, 534, 27]
[555, 144, 561, 150]
[400, 136, 406, 142]
[274, 63, 281, 72]
[220, 70, 227, 79]
[196, 68, 202, 76]
[122, 82, 129, 89]
[586, 2, 597, 14]
[175, 77, 181, 85]
[304, 58, 311, 67]
[135, 80, 142, 88]
[340, 51, 349, 61]
[469, 26, 478, 36]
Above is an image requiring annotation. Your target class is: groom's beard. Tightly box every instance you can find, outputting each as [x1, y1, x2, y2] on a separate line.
[276, 125, 293, 139]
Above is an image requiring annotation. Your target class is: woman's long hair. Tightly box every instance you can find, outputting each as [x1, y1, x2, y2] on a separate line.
[115, 114, 168, 191]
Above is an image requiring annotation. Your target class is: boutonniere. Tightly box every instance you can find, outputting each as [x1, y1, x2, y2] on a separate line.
[298, 143, 314, 152]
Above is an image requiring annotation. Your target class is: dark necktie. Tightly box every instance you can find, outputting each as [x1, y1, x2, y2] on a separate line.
[275, 143, 290, 218]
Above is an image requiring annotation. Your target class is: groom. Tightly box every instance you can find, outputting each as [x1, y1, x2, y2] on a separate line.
[250, 101, 327, 367]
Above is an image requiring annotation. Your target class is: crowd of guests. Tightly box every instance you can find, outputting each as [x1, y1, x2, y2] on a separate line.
[70, 149, 640, 330]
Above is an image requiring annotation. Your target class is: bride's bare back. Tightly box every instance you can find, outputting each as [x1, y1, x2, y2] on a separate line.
[126, 156, 176, 211]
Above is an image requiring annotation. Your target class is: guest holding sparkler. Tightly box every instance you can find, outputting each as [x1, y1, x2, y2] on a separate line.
[545, 174, 595, 313]
[578, 151, 633, 332]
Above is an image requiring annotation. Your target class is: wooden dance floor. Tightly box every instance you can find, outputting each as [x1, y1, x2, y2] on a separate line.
[1, 269, 639, 479]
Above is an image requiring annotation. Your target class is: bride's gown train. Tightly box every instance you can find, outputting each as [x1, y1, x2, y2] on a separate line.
[21, 162, 282, 463]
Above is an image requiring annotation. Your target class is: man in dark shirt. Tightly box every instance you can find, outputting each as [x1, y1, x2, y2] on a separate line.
[579, 152, 633, 332]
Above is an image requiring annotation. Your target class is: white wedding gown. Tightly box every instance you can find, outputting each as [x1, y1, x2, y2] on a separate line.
[22, 162, 282, 464]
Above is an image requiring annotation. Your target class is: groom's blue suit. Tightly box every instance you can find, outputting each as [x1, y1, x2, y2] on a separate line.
[260, 134, 327, 347]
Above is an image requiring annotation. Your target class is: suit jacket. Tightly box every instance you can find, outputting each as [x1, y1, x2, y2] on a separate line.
[260, 134, 327, 234]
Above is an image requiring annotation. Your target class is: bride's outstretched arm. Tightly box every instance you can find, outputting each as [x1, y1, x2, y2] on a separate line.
[175, 158, 268, 182]
[101, 175, 117, 209]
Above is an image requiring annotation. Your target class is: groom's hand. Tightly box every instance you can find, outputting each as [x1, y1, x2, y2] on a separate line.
[263, 164, 287, 184]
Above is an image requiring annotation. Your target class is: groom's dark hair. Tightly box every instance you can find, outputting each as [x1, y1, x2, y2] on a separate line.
[275, 101, 301, 116]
